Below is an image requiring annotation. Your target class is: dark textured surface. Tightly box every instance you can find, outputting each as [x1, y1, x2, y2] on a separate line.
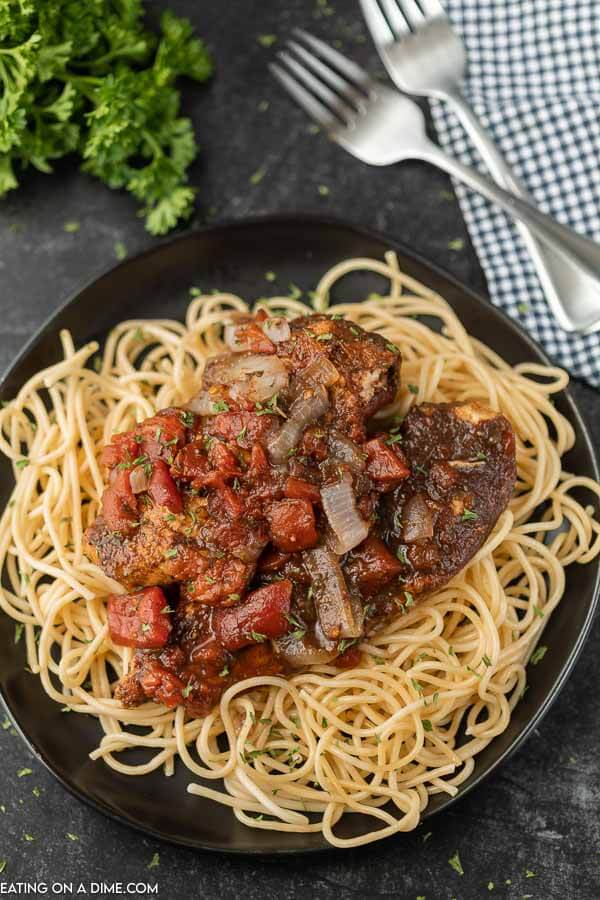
[0, 1, 598, 898]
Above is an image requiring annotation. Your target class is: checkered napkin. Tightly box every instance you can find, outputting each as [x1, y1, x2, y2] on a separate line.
[430, 0, 600, 385]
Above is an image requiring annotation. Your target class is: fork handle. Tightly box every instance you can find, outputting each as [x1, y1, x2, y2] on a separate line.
[420, 142, 600, 301]
[437, 89, 600, 332]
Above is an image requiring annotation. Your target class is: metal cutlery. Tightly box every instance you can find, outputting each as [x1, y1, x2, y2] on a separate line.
[270, 31, 600, 326]
[359, 0, 600, 333]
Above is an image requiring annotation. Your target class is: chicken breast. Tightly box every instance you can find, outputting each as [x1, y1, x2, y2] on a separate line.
[380, 401, 516, 597]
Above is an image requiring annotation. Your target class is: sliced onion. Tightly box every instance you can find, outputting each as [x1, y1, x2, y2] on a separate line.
[303, 546, 363, 640]
[129, 466, 149, 494]
[262, 317, 291, 344]
[267, 385, 329, 464]
[320, 477, 369, 555]
[187, 389, 217, 415]
[190, 355, 289, 410]
[401, 492, 434, 542]
[327, 429, 366, 475]
[273, 631, 337, 668]
[224, 323, 247, 352]
[301, 355, 340, 388]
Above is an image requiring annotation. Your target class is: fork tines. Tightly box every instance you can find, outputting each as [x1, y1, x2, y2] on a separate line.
[360, 0, 446, 42]
[270, 30, 375, 132]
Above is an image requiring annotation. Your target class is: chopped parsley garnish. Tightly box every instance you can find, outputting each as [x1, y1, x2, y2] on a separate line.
[265, 271, 276, 282]
[219, 665, 229, 678]
[15, 458, 29, 469]
[407, 383, 419, 394]
[164, 513, 177, 522]
[14, 624, 23, 644]
[250, 631, 267, 643]
[315, 332, 333, 342]
[422, 719, 433, 732]
[180, 411, 195, 427]
[396, 545, 409, 565]
[66, 833, 79, 841]
[482, 654, 492, 667]
[475, 451, 487, 461]
[237, 425, 248, 442]
[164, 547, 179, 559]
[533, 606, 545, 618]
[386, 342, 399, 353]
[338, 638, 358, 654]
[255, 394, 286, 418]
[257, 34, 277, 47]
[160, 605, 173, 614]
[250, 166, 266, 185]
[412, 462, 428, 476]
[285, 612, 306, 641]
[181, 684, 193, 698]
[448, 850, 464, 875]
[228, 593, 240, 602]
[530, 645, 547, 665]
[411, 678, 423, 694]
[17, 768, 32, 777]
[386, 432, 403, 445]
[211, 400, 230, 413]
[148, 853, 160, 869]
[141, 623, 151, 633]
[288, 283, 302, 300]
[461, 509, 479, 522]
[404, 591, 414, 607]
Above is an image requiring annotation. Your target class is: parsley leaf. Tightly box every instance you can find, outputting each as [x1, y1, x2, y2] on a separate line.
[0, 5, 213, 234]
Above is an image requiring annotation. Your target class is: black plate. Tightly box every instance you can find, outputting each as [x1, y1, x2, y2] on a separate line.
[1, 215, 598, 854]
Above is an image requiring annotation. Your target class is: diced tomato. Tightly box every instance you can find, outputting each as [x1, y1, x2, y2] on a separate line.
[207, 411, 275, 448]
[107, 587, 171, 649]
[335, 645, 362, 669]
[139, 660, 185, 708]
[173, 440, 211, 487]
[365, 437, 410, 489]
[257, 547, 291, 573]
[100, 432, 139, 469]
[208, 441, 241, 478]
[346, 535, 403, 594]
[266, 499, 318, 552]
[147, 460, 183, 513]
[249, 442, 269, 475]
[101, 468, 138, 532]
[235, 321, 275, 354]
[135, 409, 188, 463]
[187, 556, 254, 606]
[284, 476, 321, 503]
[213, 580, 293, 651]
[212, 477, 244, 519]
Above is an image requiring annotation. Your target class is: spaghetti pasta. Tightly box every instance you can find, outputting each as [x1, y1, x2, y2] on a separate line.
[1, 252, 599, 847]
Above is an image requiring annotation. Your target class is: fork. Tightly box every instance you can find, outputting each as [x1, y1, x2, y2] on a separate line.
[359, 0, 600, 333]
[270, 32, 600, 328]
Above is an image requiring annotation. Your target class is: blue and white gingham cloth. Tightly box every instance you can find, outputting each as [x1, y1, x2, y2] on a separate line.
[430, 0, 600, 385]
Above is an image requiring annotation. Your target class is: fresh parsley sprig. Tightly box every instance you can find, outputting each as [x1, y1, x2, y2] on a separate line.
[0, 2, 213, 234]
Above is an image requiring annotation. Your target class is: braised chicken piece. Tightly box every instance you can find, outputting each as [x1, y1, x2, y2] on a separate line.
[85, 312, 516, 718]
[378, 401, 516, 598]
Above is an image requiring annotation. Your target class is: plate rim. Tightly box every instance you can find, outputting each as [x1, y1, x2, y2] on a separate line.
[1, 211, 599, 855]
